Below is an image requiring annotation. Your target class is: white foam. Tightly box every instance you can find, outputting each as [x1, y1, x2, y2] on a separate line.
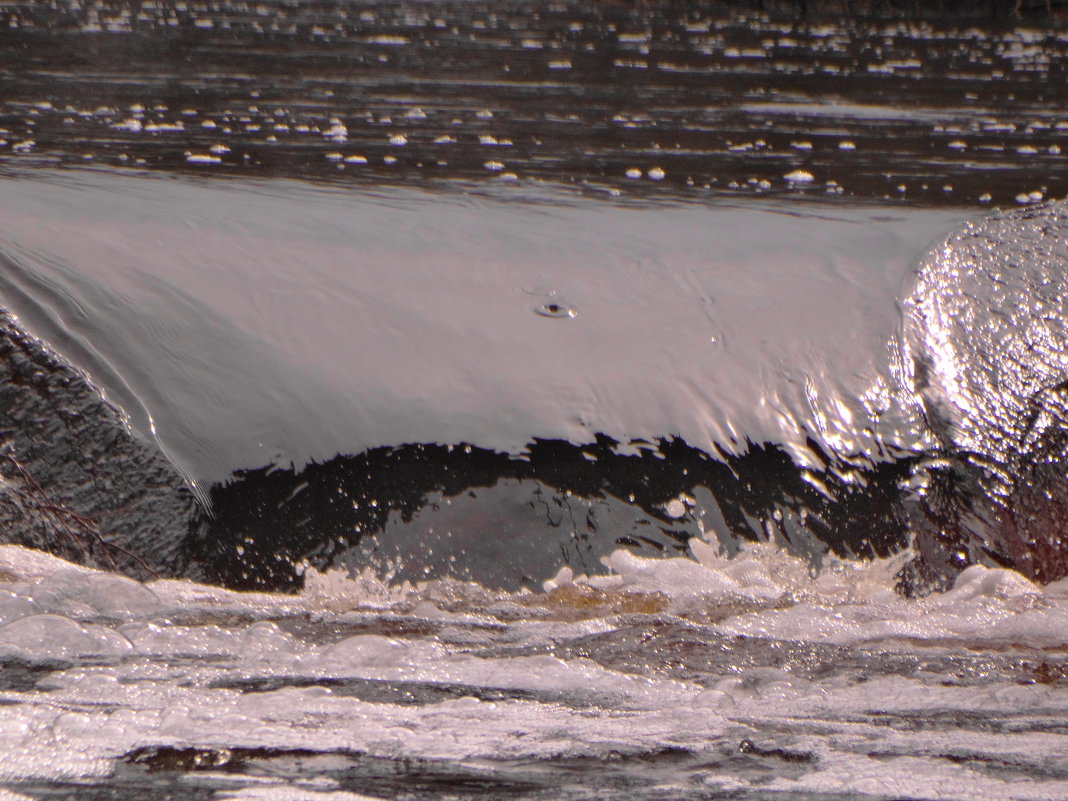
[0, 614, 132, 661]
[1, 545, 1067, 796]
[29, 570, 163, 618]
[217, 789, 384, 801]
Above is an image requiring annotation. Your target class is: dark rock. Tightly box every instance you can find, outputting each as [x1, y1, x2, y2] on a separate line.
[0, 309, 207, 581]
[903, 200, 1068, 585]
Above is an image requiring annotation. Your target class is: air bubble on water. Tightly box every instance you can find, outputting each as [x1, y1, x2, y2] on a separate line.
[0, 614, 132, 660]
[783, 169, 813, 183]
[323, 119, 347, 141]
[625, 167, 642, 179]
[388, 134, 407, 146]
[838, 140, 856, 151]
[647, 167, 665, 180]
[484, 160, 505, 171]
[663, 498, 687, 519]
[535, 301, 575, 318]
[344, 155, 368, 164]
[525, 286, 575, 319]
[0, 591, 40, 626]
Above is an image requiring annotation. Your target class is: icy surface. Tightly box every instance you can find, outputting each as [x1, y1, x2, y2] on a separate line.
[0, 543, 1066, 800]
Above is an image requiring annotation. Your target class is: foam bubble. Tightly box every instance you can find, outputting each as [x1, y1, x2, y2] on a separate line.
[30, 571, 163, 618]
[0, 614, 132, 661]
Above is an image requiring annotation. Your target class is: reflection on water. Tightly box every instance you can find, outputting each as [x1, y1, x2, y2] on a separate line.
[0, 170, 969, 485]
[1, 0, 1067, 206]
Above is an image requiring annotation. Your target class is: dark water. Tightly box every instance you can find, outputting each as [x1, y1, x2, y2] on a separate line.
[2, 0, 1068, 207]
[3, 0, 1068, 585]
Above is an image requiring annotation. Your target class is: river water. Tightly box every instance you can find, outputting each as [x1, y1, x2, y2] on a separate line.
[2, 2, 1068, 799]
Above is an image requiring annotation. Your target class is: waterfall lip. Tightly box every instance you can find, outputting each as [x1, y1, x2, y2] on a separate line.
[13, 171, 1068, 594]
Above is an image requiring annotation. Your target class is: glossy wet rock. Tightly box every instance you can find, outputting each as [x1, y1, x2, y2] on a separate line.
[0, 310, 206, 580]
[904, 200, 1068, 584]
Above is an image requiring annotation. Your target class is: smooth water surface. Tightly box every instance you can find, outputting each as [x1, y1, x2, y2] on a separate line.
[0, 169, 968, 484]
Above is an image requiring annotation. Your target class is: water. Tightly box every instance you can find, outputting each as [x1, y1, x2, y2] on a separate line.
[3, 2, 1068, 798]
[3, 0, 1068, 206]
[0, 170, 971, 589]
[3, 544, 1068, 800]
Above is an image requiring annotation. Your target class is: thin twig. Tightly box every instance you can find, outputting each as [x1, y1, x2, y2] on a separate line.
[0, 453, 159, 578]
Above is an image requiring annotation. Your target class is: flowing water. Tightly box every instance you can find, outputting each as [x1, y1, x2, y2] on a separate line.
[2, 2, 1068, 799]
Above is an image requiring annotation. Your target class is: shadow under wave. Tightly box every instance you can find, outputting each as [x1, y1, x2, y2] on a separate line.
[198, 434, 919, 592]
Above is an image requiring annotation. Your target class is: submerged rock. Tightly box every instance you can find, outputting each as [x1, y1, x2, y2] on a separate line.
[903, 200, 1068, 586]
[0, 310, 206, 581]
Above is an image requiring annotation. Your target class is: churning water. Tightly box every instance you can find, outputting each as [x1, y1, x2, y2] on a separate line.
[2, 2, 1068, 799]
[3, 542, 1068, 801]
